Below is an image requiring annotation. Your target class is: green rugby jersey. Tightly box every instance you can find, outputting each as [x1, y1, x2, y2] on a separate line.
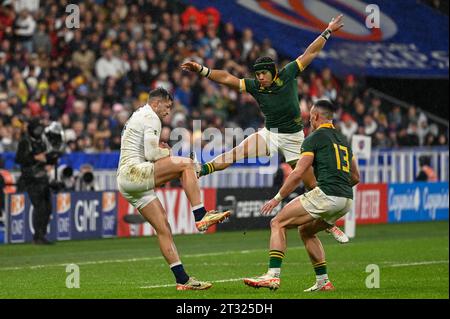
[301, 123, 354, 199]
[241, 60, 304, 134]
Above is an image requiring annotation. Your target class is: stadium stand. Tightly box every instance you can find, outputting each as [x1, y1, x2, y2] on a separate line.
[0, 0, 448, 159]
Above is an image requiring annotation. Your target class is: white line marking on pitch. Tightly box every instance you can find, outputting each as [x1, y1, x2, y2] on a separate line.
[386, 260, 449, 267]
[0, 247, 305, 271]
[140, 278, 244, 289]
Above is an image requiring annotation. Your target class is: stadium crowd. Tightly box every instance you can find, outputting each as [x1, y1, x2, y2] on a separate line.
[0, 0, 448, 156]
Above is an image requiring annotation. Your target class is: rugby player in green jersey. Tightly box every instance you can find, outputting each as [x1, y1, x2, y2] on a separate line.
[243, 100, 360, 292]
[181, 15, 348, 243]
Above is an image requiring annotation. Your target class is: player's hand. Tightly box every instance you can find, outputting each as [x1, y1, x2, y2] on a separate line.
[327, 14, 344, 32]
[260, 198, 280, 216]
[181, 61, 201, 73]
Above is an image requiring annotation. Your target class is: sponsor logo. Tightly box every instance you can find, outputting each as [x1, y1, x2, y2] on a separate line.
[102, 192, 117, 237]
[56, 193, 71, 240]
[75, 200, 100, 232]
[389, 187, 421, 221]
[10, 194, 25, 216]
[422, 187, 449, 220]
[57, 193, 71, 214]
[102, 192, 116, 213]
[10, 194, 26, 242]
[237, 0, 397, 41]
[358, 190, 380, 219]
[218, 195, 280, 218]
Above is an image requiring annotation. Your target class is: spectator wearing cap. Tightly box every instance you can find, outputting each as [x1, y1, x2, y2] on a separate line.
[340, 113, 358, 143]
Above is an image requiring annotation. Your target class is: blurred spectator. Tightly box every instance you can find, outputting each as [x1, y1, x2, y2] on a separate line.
[14, 9, 36, 53]
[388, 105, 403, 130]
[352, 98, 366, 127]
[340, 113, 358, 143]
[398, 126, 419, 146]
[0, 3, 15, 42]
[261, 38, 277, 62]
[374, 130, 393, 148]
[415, 155, 438, 182]
[363, 115, 378, 137]
[174, 76, 194, 111]
[0, 0, 446, 158]
[95, 48, 127, 82]
[240, 28, 254, 61]
[33, 20, 51, 55]
[72, 42, 96, 80]
[437, 133, 448, 146]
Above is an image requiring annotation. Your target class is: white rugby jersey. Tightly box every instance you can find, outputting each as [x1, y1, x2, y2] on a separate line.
[118, 104, 169, 171]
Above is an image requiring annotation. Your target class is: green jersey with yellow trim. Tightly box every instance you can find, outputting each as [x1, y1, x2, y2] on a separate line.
[301, 123, 354, 199]
[242, 60, 304, 134]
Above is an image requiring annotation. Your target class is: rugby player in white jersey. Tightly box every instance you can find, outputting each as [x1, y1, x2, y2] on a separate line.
[117, 87, 230, 290]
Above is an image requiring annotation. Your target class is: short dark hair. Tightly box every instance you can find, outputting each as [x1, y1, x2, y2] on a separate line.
[419, 155, 431, 166]
[313, 99, 337, 119]
[314, 99, 336, 112]
[148, 87, 173, 103]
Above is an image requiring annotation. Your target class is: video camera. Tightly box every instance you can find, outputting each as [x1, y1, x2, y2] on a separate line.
[42, 122, 66, 165]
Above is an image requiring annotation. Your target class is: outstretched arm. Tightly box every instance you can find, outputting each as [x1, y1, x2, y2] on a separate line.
[297, 14, 344, 70]
[260, 154, 314, 215]
[181, 61, 241, 91]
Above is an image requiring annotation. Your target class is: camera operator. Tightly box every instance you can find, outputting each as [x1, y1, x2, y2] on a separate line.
[15, 118, 53, 245]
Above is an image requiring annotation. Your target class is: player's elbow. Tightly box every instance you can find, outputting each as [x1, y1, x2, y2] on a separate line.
[351, 170, 360, 186]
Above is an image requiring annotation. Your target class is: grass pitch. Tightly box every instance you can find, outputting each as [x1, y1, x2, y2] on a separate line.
[0, 221, 448, 299]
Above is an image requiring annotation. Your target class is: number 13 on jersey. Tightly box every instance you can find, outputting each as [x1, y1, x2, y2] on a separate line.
[333, 143, 350, 172]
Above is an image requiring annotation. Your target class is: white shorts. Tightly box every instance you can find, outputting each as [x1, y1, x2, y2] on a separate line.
[117, 162, 157, 210]
[258, 127, 304, 163]
[299, 187, 353, 225]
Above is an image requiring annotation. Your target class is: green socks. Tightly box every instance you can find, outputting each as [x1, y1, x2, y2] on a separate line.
[200, 162, 216, 176]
